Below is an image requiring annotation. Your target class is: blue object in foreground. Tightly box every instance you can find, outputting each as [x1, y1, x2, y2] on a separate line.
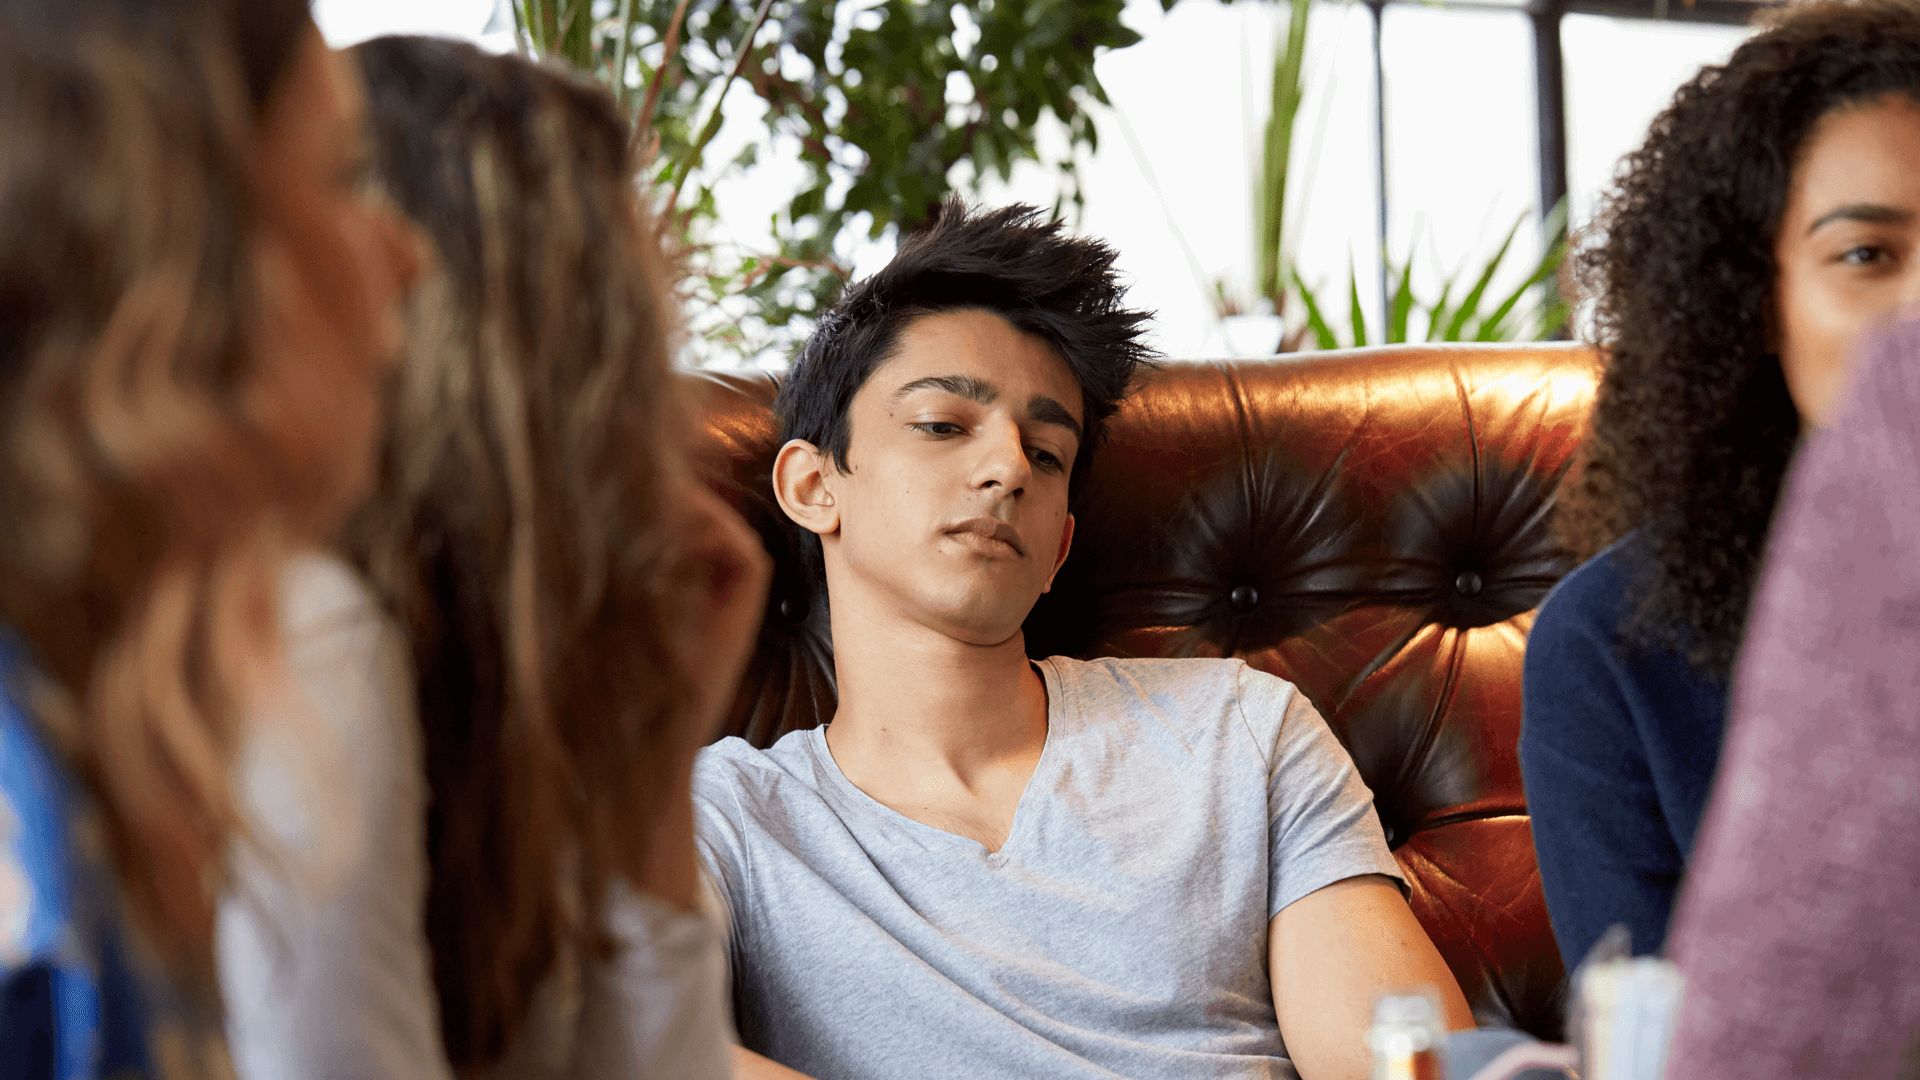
[0, 633, 210, 1079]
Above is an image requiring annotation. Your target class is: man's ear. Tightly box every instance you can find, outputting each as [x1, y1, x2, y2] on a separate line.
[772, 438, 840, 538]
[1041, 513, 1075, 594]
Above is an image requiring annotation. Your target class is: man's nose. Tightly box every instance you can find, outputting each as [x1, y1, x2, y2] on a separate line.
[970, 420, 1030, 495]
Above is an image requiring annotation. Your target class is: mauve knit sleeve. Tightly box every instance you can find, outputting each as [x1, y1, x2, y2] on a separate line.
[1661, 315, 1920, 1080]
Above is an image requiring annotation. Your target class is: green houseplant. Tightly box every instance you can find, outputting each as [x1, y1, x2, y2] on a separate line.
[1229, 0, 1569, 351]
[513, 0, 1147, 361]
[513, 0, 1569, 359]
[1291, 200, 1571, 348]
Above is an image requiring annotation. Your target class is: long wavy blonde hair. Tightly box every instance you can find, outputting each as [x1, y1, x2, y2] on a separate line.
[346, 37, 693, 1069]
[0, 0, 317, 976]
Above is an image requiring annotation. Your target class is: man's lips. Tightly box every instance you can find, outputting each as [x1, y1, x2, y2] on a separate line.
[946, 517, 1025, 557]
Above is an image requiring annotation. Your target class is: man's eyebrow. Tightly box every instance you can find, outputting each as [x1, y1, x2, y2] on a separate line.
[1807, 203, 1915, 235]
[891, 374, 999, 404]
[1027, 395, 1083, 442]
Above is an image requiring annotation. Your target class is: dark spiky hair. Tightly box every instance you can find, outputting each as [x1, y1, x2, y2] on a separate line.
[776, 198, 1157, 504]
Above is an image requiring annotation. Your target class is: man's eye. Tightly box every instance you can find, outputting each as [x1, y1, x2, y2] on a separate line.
[1030, 448, 1063, 471]
[911, 421, 963, 436]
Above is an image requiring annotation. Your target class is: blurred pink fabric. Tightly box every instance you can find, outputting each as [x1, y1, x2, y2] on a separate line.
[1663, 313, 1920, 1079]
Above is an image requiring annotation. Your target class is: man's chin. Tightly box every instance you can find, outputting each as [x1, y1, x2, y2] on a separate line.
[917, 596, 1037, 649]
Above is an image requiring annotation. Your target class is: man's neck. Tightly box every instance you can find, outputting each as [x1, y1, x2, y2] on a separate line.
[821, 600, 1048, 851]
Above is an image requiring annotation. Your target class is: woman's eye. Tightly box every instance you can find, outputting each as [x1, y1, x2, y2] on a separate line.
[1839, 245, 1888, 268]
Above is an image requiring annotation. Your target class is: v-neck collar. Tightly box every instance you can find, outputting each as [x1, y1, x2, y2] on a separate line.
[805, 658, 1066, 860]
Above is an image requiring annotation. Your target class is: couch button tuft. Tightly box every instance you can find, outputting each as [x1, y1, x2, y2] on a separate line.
[1455, 571, 1484, 598]
[1229, 584, 1259, 613]
[779, 597, 803, 623]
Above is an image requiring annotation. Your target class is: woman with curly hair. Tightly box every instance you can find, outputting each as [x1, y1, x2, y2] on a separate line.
[1521, 0, 1920, 971]
[0, 0, 420, 1073]
[214, 36, 769, 1080]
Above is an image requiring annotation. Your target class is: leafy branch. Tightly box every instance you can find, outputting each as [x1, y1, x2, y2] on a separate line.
[516, 0, 1144, 364]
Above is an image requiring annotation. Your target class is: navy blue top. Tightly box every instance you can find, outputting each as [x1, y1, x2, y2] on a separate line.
[1520, 534, 1730, 969]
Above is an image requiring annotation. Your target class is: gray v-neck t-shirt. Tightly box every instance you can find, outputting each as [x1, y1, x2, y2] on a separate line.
[691, 655, 1403, 1080]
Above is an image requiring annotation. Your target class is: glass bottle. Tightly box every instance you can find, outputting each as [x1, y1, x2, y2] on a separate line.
[1368, 990, 1445, 1080]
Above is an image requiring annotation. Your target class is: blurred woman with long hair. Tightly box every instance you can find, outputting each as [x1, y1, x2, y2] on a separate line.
[213, 36, 769, 1079]
[1521, 0, 1920, 970]
[0, 0, 420, 1073]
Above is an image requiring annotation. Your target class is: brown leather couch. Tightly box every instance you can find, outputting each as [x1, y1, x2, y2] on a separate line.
[684, 341, 1600, 1042]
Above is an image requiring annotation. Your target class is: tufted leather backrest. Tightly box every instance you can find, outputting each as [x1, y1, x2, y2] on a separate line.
[682, 342, 1600, 1040]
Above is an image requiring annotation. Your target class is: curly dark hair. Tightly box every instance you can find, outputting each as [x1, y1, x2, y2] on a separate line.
[1560, 0, 1920, 678]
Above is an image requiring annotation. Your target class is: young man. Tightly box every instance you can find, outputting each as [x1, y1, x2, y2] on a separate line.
[693, 202, 1473, 1080]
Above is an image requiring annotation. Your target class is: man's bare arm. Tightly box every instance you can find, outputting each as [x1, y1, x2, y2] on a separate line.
[732, 1045, 818, 1079]
[1270, 874, 1475, 1080]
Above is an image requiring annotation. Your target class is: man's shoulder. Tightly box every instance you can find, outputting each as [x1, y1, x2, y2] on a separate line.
[1044, 654, 1260, 693]
[1044, 654, 1299, 714]
[692, 730, 827, 814]
[1043, 655, 1309, 761]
